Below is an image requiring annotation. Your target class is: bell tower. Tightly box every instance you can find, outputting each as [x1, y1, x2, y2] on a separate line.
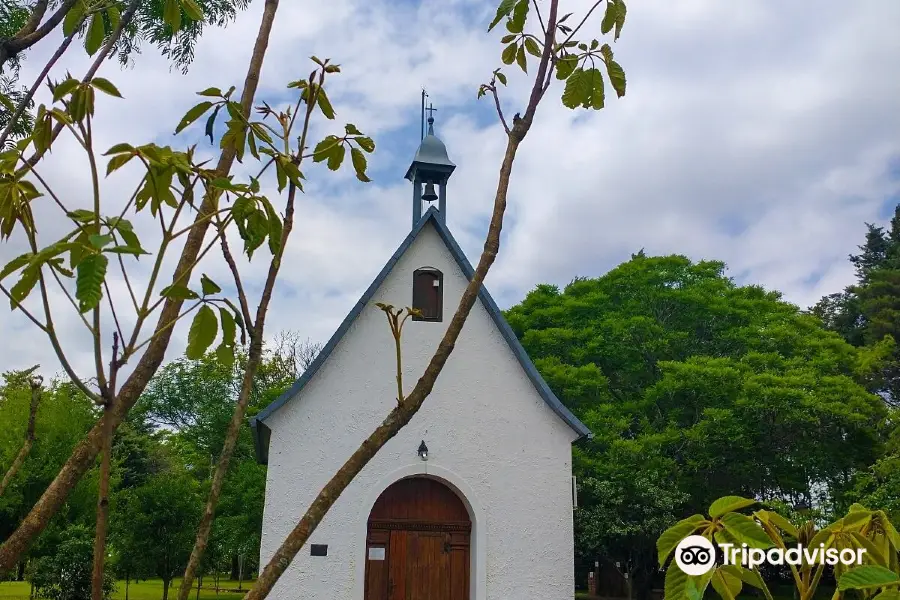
[405, 94, 456, 228]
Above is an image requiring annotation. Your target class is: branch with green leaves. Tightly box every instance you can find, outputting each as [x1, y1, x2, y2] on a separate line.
[478, 0, 627, 128]
[1, 0, 209, 151]
[657, 495, 900, 600]
[0, 0, 280, 574]
[175, 55, 375, 600]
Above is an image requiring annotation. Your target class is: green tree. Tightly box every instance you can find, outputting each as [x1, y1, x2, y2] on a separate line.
[813, 203, 900, 406]
[0, 373, 97, 545]
[134, 346, 286, 579]
[505, 254, 889, 598]
[575, 440, 687, 599]
[849, 422, 900, 526]
[31, 523, 115, 600]
[113, 468, 201, 600]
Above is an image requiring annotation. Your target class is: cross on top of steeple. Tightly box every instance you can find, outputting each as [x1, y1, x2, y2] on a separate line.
[425, 103, 437, 133]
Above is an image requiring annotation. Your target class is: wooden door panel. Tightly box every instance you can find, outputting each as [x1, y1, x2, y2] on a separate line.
[367, 478, 471, 600]
[450, 546, 469, 600]
[388, 530, 408, 600]
[407, 532, 451, 600]
[364, 529, 390, 600]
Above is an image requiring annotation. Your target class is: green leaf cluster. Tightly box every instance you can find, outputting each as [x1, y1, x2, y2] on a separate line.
[227, 192, 283, 259]
[0, 167, 40, 240]
[486, 0, 627, 112]
[312, 126, 375, 182]
[1, 207, 149, 312]
[657, 499, 900, 600]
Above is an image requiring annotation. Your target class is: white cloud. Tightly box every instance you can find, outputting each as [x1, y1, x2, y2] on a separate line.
[1, 0, 898, 383]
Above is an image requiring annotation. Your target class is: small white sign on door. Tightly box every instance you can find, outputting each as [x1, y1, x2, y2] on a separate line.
[368, 546, 385, 560]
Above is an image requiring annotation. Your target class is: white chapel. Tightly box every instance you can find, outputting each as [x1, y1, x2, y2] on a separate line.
[250, 112, 591, 600]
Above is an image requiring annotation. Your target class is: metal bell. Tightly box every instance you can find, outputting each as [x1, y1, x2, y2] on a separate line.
[422, 182, 438, 202]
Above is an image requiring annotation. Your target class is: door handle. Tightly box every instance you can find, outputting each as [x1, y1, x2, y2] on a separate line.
[387, 578, 394, 595]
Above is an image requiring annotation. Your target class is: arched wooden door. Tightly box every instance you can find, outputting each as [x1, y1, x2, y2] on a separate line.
[364, 477, 471, 600]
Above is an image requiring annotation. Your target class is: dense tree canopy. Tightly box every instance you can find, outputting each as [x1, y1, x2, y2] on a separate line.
[0, 336, 318, 594]
[505, 254, 891, 597]
[814, 203, 900, 406]
[0, 372, 98, 545]
[816, 203, 900, 530]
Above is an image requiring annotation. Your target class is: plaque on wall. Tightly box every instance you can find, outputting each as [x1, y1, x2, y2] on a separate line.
[368, 546, 385, 560]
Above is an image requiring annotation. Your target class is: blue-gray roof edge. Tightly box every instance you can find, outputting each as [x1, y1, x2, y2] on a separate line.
[250, 207, 592, 464]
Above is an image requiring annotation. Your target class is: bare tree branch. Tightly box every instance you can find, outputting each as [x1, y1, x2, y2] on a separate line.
[532, 0, 546, 35]
[272, 332, 322, 377]
[562, 0, 604, 46]
[0, 283, 48, 332]
[14, 1, 49, 38]
[491, 84, 510, 134]
[215, 215, 255, 333]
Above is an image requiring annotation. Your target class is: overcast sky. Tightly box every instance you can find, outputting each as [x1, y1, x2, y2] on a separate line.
[2, 0, 898, 383]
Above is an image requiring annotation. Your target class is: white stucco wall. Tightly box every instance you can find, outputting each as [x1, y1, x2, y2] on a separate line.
[259, 222, 579, 600]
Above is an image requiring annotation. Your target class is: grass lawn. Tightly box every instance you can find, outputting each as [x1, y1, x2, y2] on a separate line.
[0, 578, 254, 600]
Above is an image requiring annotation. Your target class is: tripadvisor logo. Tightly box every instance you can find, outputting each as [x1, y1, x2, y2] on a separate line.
[674, 535, 867, 576]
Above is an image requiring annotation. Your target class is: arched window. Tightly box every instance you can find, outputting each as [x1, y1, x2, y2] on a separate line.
[412, 268, 443, 321]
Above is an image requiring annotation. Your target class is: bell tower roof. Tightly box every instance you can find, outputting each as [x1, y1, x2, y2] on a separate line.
[405, 109, 456, 182]
[407, 96, 455, 228]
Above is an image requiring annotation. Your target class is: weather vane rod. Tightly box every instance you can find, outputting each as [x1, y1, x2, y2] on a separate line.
[420, 89, 428, 141]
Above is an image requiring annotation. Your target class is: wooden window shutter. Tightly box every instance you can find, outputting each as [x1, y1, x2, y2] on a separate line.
[412, 269, 442, 321]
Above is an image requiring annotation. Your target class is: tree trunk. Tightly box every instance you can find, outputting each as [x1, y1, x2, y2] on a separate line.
[126, 573, 130, 600]
[0, 0, 278, 573]
[230, 555, 238, 581]
[16, 561, 24, 581]
[241, 3, 559, 590]
[0, 440, 33, 497]
[196, 574, 201, 600]
[0, 376, 41, 497]
[177, 339, 265, 600]
[162, 577, 170, 600]
[91, 401, 113, 600]
[175, 7, 286, 597]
